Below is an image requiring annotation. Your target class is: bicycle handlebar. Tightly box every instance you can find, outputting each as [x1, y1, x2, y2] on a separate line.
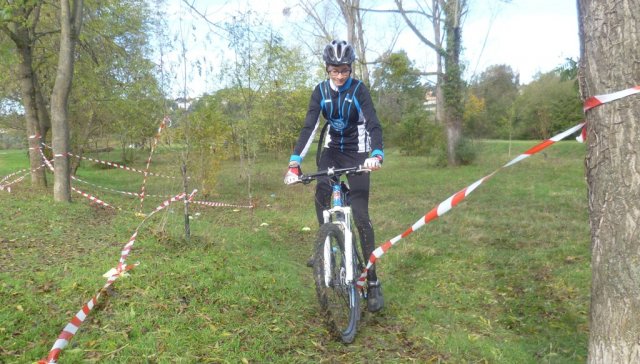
[299, 166, 370, 184]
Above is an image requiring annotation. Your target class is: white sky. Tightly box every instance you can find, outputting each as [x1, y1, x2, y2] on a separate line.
[161, 0, 580, 97]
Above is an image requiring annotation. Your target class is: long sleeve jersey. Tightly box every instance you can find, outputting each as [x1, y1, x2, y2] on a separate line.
[290, 77, 384, 164]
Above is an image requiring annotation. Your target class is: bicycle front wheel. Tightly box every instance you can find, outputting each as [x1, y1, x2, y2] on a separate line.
[313, 223, 360, 344]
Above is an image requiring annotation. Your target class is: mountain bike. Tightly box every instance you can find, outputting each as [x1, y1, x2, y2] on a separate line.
[299, 166, 370, 344]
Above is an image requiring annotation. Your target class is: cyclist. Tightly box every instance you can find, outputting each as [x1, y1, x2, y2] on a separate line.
[284, 39, 385, 313]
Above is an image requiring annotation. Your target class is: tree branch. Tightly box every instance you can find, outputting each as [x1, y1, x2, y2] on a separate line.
[394, 0, 441, 53]
[355, 6, 434, 20]
[181, 0, 229, 35]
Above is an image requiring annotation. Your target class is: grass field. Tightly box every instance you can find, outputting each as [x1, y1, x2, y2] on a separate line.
[0, 140, 590, 363]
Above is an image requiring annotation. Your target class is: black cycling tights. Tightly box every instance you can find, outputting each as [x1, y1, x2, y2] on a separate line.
[314, 148, 378, 282]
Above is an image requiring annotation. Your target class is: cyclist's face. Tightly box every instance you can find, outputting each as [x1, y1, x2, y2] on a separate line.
[327, 65, 351, 87]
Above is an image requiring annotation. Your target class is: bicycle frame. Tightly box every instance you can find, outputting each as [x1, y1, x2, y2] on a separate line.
[322, 183, 355, 284]
[301, 166, 369, 286]
[300, 165, 370, 343]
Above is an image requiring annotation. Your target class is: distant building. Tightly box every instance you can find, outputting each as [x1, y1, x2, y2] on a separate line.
[174, 96, 198, 111]
[423, 91, 437, 112]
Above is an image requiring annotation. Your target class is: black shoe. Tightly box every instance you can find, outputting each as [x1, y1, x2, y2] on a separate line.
[306, 255, 315, 268]
[367, 281, 384, 312]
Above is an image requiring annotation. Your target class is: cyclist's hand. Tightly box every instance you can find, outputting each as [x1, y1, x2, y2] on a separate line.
[363, 155, 382, 170]
[284, 161, 302, 185]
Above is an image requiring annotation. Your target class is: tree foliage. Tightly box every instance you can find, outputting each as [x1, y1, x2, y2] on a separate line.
[370, 50, 436, 154]
[514, 72, 583, 140]
[466, 64, 582, 141]
[467, 64, 519, 139]
[71, 0, 165, 158]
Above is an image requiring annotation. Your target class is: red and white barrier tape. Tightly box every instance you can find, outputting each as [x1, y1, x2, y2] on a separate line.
[38, 190, 195, 364]
[37, 262, 138, 364]
[71, 187, 118, 210]
[116, 191, 192, 271]
[0, 174, 26, 192]
[36, 142, 181, 180]
[38, 146, 55, 172]
[65, 150, 179, 180]
[0, 166, 45, 192]
[191, 200, 255, 209]
[356, 85, 640, 288]
[583, 85, 640, 112]
[71, 175, 178, 199]
[139, 117, 169, 210]
[37, 146, 120, 209]
[1, 168, 28, 183]
[576, 85, 640, 143]
[71, 176, 142, 197]
[23, 143, 244, 209]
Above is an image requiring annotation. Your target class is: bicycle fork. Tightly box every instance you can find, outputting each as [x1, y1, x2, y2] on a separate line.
[322, 207, 355, 285]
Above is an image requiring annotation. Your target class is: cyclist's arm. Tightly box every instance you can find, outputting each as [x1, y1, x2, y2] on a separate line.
[291, 86, 323, 164]
[356, 85, 384, 161]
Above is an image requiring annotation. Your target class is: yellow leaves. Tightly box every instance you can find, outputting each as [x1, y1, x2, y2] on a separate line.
[463, 93, 486, 123]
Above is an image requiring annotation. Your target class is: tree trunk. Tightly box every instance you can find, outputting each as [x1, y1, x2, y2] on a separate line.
[35, 79, 52, 138]
[579, 0, 640, 362]
[0, 5, 47, 187]
[335, 0, 370, 85]
[16, 44, 47, 188]
[395, 0, 465, 164]
[432, 0, 445, 124]
[442, 0, 465, 165]
[50, 0, 83, 202]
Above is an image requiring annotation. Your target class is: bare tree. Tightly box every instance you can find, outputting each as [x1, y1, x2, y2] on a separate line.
[395, 0, 466, 165]
[394, 0, 444, 121]
[50, 0, 83, 201]
[292, 0, 395, 85]
[578, 0, 640, 362]
[334, 0, 370, 84]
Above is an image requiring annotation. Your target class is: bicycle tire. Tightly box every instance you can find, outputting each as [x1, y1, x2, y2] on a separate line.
[313, 223, 360, 343]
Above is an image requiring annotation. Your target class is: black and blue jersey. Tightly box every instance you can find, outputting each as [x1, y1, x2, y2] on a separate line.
[290, 77, 384, 164]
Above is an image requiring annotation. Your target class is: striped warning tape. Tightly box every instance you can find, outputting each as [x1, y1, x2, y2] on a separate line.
[38, 191, 194, 364]
[36, 262, 139, 364]
[0, 174, 25, 192]
[71, 186, 118, 210]
[13, 144, 248, 210]
[37, 146, 120, 209]
[0, 165, 45, 192]
[116, 191, 192, 271]
[575, 85, 640, 143]
[70, 175, 179, 199]
[37, 142, 181, 180]
[191, 200, 255, 209]
[139, 117, 169, 210]
[1, 168, 28, 183]
[583, 85, 640, 112]
[71, 175, 142, 197]
[356, 85, 640, 288]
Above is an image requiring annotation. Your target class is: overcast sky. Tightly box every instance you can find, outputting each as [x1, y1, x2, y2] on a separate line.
[463, 0, 579, 83]
[162, 0, 580, 97]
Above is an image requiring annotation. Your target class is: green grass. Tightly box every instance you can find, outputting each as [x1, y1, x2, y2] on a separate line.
[0, 140, 589, 363]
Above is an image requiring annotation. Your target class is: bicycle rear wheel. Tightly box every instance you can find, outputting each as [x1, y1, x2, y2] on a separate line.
[313, 223, 360, 343]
